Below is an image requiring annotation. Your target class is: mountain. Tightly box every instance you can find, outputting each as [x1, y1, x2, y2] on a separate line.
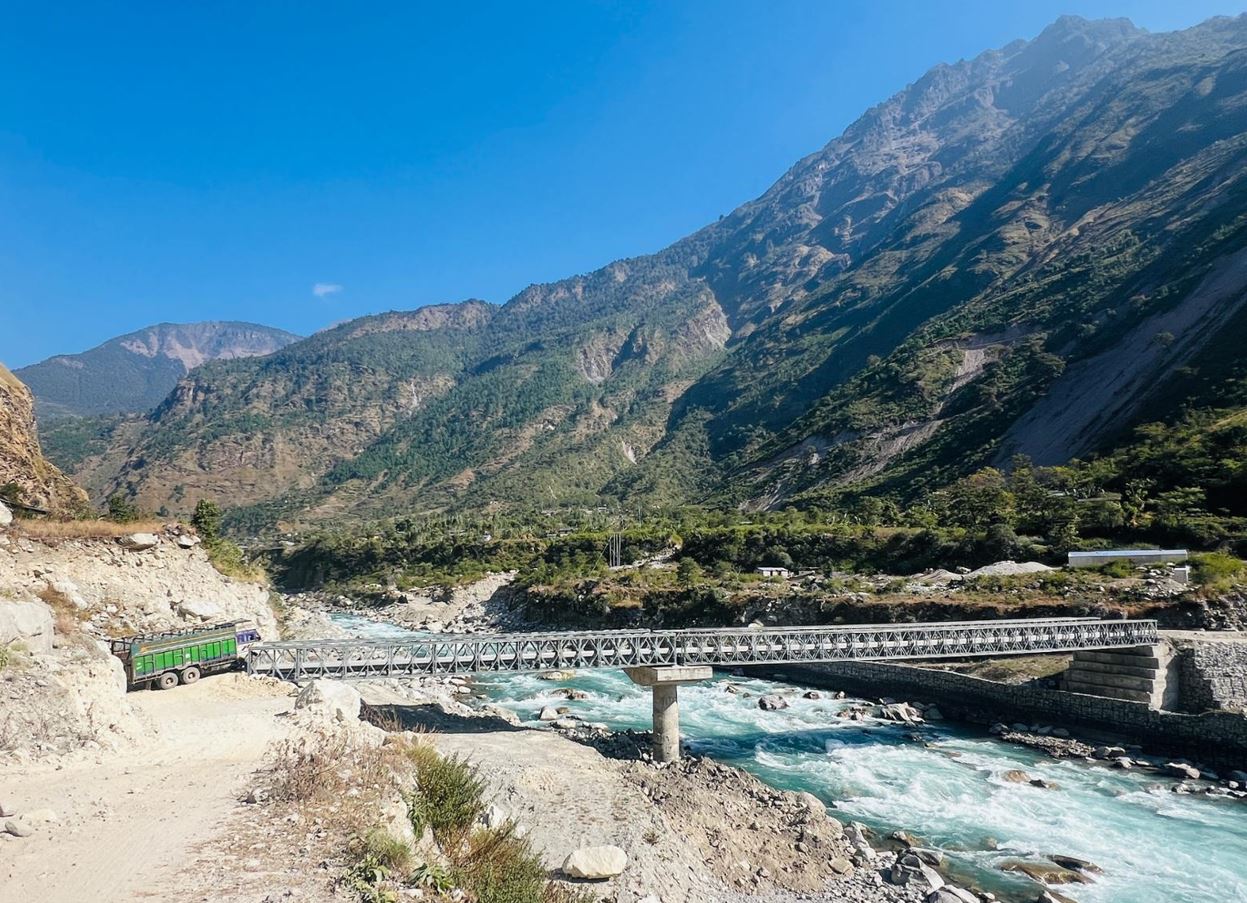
[0, 365, 88, 514]
[16, 321, 301, 419]
[93, 15, 1247, 531]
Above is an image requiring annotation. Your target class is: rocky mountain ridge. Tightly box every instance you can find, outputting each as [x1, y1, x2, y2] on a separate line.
[54, 15, 1247, 528]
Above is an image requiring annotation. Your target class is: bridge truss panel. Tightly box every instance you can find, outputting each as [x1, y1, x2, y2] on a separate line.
[246, 618, 1159, 683]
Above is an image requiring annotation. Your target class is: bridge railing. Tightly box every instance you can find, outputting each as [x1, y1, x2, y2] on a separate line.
[247, 617, 1159, 682]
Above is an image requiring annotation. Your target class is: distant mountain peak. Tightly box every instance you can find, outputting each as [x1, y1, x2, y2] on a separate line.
[17, 320, 301, 418]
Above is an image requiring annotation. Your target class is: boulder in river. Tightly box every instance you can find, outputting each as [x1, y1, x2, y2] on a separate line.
[880, 702, 925, 724]
[1002, 769, 1032, 783]
[562, 845, 628, 879]
[890, 851, 944, 889]
[537, 706, 560, 721]
[758, 694, 789, 711]
[1165, 762, 1201, 780]
[1048, 854, 1103, 875]
[1001, 860, 1090, 885]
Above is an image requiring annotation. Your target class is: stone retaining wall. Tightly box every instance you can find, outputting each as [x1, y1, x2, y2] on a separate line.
[769, 661, 1247, 768]
[1176, 640, 1247, 713]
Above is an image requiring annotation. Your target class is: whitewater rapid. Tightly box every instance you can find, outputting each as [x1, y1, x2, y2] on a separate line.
[332, 615, 1247, 903]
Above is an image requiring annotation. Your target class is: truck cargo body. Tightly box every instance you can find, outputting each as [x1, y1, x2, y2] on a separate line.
[110, 620, 259, 690]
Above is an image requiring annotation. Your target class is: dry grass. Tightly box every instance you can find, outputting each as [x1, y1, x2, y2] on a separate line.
[17, 519, 167, 541]
[37, 584, 89, 642]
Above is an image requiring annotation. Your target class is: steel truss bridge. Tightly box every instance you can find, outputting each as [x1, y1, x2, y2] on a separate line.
[247, 617, 1158, 683]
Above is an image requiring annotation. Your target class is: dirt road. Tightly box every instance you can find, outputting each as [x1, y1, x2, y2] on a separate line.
[1, 675, 295, 902]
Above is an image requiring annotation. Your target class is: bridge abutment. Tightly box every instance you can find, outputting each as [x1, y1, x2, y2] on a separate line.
[625, 665, 713, 762]
[1063, 643, 1179, 708]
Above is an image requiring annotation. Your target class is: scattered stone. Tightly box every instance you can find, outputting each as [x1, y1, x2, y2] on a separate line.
[562, 845, 627, 879]
[481, 803, 508, 829]
[537, 706, 560, 722]
[1092, 746, 1126, 760]
[1112, 757, 1134, 769]
[795, 791, 826, 818]
[4, 819, 33, 837]
[1002, 770, 1032, 784]
[803, 690, 821, 700]
[118, 533, 160, 550]
[0, 802, 13, 818]
[175, 534, 200, 549]
[244, 787, 267, 804]
[891, 851, 944, 889]
[0, 501, 11, 527]
[829, 857, 853, 876]
[758, 695, 789, 711]
[540, 670, 575, 681]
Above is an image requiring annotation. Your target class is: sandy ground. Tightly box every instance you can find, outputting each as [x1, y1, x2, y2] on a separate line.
[0, 675, 297, 903]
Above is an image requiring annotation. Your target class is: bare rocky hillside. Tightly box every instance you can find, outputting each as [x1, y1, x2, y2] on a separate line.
[0, 365, 87, 514]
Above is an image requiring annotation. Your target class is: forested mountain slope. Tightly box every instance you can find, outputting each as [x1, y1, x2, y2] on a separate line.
[91, 15, 1247, 531]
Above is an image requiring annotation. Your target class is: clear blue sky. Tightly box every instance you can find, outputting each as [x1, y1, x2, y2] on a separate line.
[1, 1, 1241, 367]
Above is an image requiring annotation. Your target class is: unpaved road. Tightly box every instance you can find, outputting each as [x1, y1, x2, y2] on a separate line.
[0, 675, 295, 902]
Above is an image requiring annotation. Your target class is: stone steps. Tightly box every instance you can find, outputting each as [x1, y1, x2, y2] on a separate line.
[1062, 643, 1176, 709]
[1064, 667, 1157, 692]
[1062, 680, 1156, 704]
[1064, 658, 1161, 680]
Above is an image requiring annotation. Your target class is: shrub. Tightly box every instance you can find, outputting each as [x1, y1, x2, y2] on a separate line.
[355, 828, 411, 873]
[407, 753, 485, 846]
[1191, 551, 1246, 590]
[457, 824, 548, 903]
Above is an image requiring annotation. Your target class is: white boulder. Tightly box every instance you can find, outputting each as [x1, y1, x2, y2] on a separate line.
[119, 533, 160, 551]
[0, 501, 11, 527]
[295, 680, 363, 723]
[562, 845, 628, 879]
[0, 599, 55, 654]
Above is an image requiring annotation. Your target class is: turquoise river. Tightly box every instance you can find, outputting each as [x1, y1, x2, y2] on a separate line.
[333, 615, 1247, 903]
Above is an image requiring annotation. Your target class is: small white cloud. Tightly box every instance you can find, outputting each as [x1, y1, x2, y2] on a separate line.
[312, 282, 343, 298]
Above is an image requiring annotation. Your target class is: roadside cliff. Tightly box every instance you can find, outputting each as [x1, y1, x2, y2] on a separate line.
[0, 364, 88, 514]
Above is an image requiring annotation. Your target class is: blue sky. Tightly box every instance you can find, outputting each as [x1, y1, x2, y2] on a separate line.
[1, 1, 1241, 367]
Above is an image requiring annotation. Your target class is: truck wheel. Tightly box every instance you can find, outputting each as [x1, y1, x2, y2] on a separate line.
[181, 666, 201, 685]
[156, 671, 179, 690]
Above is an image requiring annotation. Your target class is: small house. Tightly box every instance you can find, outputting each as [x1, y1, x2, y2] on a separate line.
[757, 566, 791, 579]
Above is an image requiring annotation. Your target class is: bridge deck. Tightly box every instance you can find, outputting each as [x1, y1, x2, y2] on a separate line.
[247, 617, 1159, 682]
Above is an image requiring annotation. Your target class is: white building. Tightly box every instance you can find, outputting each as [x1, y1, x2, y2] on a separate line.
[757, 566, 791, 578]
[1068, 549, 1188, 568]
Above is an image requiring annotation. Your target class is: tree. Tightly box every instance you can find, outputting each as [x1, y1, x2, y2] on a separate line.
[106, 494, 141, 523]
[191, 499, 223, 543]
[676, 557, 704, 588]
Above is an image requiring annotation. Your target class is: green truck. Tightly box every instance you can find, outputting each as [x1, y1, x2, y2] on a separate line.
[109, 620, 262, 690]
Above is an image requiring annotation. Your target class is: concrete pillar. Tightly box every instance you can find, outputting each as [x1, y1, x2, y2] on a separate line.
[624, 665, 713, 762]
[652, 682, 680, 763]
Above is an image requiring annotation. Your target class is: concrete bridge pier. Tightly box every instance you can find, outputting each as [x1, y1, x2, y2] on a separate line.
[625, 665, 713, 762]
